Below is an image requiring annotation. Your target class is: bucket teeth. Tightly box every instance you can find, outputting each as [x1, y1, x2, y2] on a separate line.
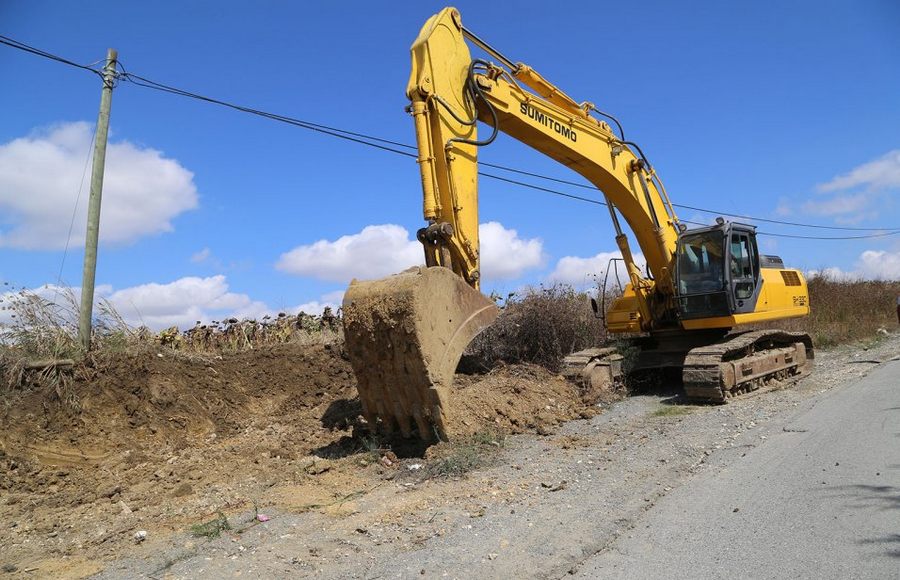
[342, 267, 499, 440]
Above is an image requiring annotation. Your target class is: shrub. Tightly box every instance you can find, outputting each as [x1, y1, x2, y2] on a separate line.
[764, 273, 900, 347]
[464, 284, 606, 372]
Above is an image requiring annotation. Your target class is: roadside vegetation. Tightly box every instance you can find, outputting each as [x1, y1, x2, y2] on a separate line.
[422, 430, 506, 479]
[464, 284, 606, 372]
[1, 275, 897, 400]
[759, 274, 900, 347]
[0, 284, 340, 400]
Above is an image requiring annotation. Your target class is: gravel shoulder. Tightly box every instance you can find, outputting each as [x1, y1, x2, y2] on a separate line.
[91, 332, 900, 579]
[573, 357, 900, 579]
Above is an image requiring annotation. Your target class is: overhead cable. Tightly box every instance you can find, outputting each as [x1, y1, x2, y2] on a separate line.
[2, 34, 897, 240]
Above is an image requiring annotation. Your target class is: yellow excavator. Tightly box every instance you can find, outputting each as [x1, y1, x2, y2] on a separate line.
[342, 7, 813, 440]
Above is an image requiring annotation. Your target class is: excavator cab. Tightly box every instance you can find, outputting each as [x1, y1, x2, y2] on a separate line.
[674, 222, 761, 320]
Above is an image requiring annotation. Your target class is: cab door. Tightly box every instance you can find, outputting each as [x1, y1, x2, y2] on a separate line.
[729, 230, 761, 314]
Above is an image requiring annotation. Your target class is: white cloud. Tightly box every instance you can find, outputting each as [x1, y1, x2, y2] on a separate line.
[105, 275, 254, 328]
[276, 224, 422, 282]
[809, 249, 900, 281]
[479, 221, 545, 280]
[0, 122, 198, 250]
[0, 276, 344, 331]
[320, 289, 346, 304]
[547, 251, 646, 288]
[191, 247, 212, 263]
[801, 193, 871, 218]
[774, 199, 793, 217]
[104, 275, 341, 329]
[818, 150, 900, 193]
[277, 222, 544, 283]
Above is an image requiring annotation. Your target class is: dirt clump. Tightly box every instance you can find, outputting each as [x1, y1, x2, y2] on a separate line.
[446, 363, 617, 437]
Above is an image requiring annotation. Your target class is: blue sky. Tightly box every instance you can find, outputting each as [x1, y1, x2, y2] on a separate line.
[1, 1, 898, 328]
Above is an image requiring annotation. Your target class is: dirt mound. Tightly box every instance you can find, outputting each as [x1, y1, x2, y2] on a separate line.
[447, 363, 607, 437]
[0, 342, 606, 575]
[2, 343, 355, 461]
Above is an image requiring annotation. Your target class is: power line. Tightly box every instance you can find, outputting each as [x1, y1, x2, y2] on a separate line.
[118, 69, 418, 158]
[116, 74, 900, 239]
[0, 35, 104, 78]
[479, 161, 898, 232]
[678, 219, 900, 240]
[55, 124, 98, 289]
[480, 171, 607, 206]
[3, 34, 898, 239]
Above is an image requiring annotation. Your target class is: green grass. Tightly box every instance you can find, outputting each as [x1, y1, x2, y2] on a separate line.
[651, 405, 696, 418]
[424, 431, 505, 479]
[189, 512, 231, 539]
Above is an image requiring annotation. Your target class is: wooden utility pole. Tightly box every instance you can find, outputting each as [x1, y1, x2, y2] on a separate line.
[78, 48, 117, 352]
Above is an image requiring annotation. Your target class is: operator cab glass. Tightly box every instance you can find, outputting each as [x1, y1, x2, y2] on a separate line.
[677, 231, 725, 295]
[675, 223, 762, 319]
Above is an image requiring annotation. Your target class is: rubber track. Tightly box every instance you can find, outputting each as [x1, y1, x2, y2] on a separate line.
[682, 329, 814, 403]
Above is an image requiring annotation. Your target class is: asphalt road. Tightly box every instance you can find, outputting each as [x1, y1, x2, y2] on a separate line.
[573, 360, 900, 580]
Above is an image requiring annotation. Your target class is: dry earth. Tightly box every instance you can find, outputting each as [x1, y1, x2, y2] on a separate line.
[0, 342, 607, 577]
[0, 331, 897, 578]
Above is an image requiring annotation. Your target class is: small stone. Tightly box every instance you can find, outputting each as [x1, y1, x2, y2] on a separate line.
[100, 485, 122, 499]
[2, 563, 17, 573]
[134, 530, 147, 543]
[172, 483, 193, 498]
[118, 500, 132, 515]
[304, 461, 331, 475]
[732, 507, 739, 513]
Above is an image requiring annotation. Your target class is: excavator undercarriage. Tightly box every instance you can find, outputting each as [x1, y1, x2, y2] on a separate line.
[562, 329, 814, 403]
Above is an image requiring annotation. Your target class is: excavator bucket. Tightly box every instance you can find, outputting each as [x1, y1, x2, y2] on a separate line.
[342, 266, 499, 440]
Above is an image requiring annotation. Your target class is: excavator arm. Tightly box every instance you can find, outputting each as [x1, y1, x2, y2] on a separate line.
[405, 7, 681, 331]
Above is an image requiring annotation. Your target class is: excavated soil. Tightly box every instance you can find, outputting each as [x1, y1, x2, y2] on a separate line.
[0, 342, 608, 576]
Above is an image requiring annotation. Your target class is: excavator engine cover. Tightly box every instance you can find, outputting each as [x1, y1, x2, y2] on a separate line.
[342, 266, 499, 440]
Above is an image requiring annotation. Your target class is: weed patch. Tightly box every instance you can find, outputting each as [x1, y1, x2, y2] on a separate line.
[423, 431, 505, 479]
[190, 512, 231, 539]
[651, 405, 696, 417]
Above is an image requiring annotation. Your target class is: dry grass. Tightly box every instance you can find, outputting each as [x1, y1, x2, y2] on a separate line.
[464, 284, 606, 372]
[760, 274, 900, 347]
[1, 275, 896, 397]
[0, 286, 341, 398]
[422, 431, 505, 479]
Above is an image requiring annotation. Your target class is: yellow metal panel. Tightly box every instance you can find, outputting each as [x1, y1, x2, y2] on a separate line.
[407, 7, 481, 286]
[680, 268, 810, 331]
